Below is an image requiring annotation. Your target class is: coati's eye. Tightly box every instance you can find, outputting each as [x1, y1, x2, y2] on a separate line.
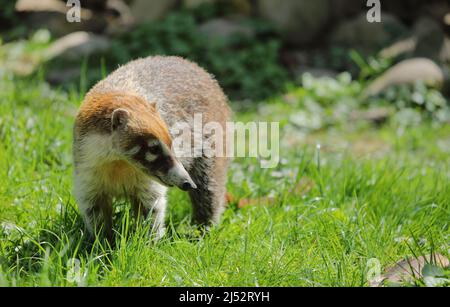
[145, 139, 162, 162]
[127, 137, 172, 167]
[147, 139, 163, 155]
[147, 139, 159, 149]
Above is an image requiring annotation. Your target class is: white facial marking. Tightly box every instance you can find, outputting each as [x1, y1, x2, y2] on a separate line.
[145, 152, 157, 162]
[127, 145, 141, 155]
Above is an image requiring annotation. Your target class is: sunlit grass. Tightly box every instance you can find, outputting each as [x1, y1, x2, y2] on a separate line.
[0, 74, 449, 286]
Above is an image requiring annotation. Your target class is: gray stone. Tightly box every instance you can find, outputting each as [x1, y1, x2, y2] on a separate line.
[198, 18, 254, 40]
[16, 0, 108, 37]
[445, 13, 450, 26]
[130, 0, 177, 23]
[440, 36, 450, 64]
[45, 31, 111, 61]
[363, 58, 444, 97]
[105, 0, 135, 33]
[379, 17, 446, 61]
[15, 0, 95, 21]
[330, 13, 408, 54]
[330, 0, 362, 21]
[412, 17, 445, 62]
[183, 0, 216, 8]
[258, 0, 330, 46]
[379, 37, 417, 59]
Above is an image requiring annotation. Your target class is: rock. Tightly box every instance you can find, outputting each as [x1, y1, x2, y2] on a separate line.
[105, 0, 135, 33]
[369, 253, 449, 287]
[17, 0, 69, 14]
[445, 13, 450, 26]
[15, 0, 93, 19]
[363, 58, 445, 97]
[15, 0, 64, 13]
[330, 13, 408, 54]
[130, 0, 176, 23]
[440, 36, 450, 64]
[45, 31, 111, 60]
[330, 0, 361, 21]
[198, 18, 254, 40]
[425, 0, 450, 26]
[412, 17, 445, 61]
[16, 0, 108, 36]
[379, 37, 417, 59]
[183, 0, 215, 8]
[379, 17, 446, 61]
[258, 0, 330, 46]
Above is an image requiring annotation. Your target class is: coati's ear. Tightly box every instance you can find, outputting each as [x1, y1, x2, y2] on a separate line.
[148, 101, 157, 111]
[111, 108, 130, 131]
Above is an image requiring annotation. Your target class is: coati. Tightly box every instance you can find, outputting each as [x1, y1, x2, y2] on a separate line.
[73, 56, 230, 240]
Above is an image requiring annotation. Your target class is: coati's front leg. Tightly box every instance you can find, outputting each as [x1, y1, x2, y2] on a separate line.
[131, 182, 167, 240]
[188, 157, 228, 226]
[77, 192, 113, 242]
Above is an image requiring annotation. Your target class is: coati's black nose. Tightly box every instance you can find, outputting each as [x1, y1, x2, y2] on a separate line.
[181, 181, 197, 191]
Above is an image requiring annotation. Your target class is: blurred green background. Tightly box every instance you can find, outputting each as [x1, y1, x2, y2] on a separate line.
[1, 0, 449, 107]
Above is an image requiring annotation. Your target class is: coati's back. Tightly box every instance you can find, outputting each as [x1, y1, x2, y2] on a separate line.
[87, 56, 230, 129]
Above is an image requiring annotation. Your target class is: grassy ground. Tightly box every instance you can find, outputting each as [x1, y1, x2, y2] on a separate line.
[0, 73, 449, 286]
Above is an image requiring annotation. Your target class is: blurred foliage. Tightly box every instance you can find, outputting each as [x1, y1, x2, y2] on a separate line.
[108, 11, 288, 101]
[298, 72, 361, 106]
[380, 83, 450, 125]
[0, 29, 51, 76]
[0, 0, 18, 26]
[282, 71, 450, 129]
[0, 0, 27, 41]
[350, 50, 393, 81]
[183, 0, 234, 23]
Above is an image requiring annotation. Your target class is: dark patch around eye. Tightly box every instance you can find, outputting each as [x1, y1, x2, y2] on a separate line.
[148, 155, 174, 172]
[147, 143, 161, 154]
[128, 136, 173, 173]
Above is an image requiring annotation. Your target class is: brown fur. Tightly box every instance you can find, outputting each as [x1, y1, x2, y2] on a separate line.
[75, 92, 172, 148]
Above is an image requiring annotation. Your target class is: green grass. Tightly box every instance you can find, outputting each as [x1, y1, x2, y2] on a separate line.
[0, 73, 449, 286]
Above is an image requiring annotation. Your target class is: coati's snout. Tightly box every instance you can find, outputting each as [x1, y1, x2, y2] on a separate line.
[165, 159, 197, 191]
[110, 107, 197, 191]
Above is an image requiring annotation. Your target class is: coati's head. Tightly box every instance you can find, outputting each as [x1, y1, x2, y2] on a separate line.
[78, 92, 197, 191]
